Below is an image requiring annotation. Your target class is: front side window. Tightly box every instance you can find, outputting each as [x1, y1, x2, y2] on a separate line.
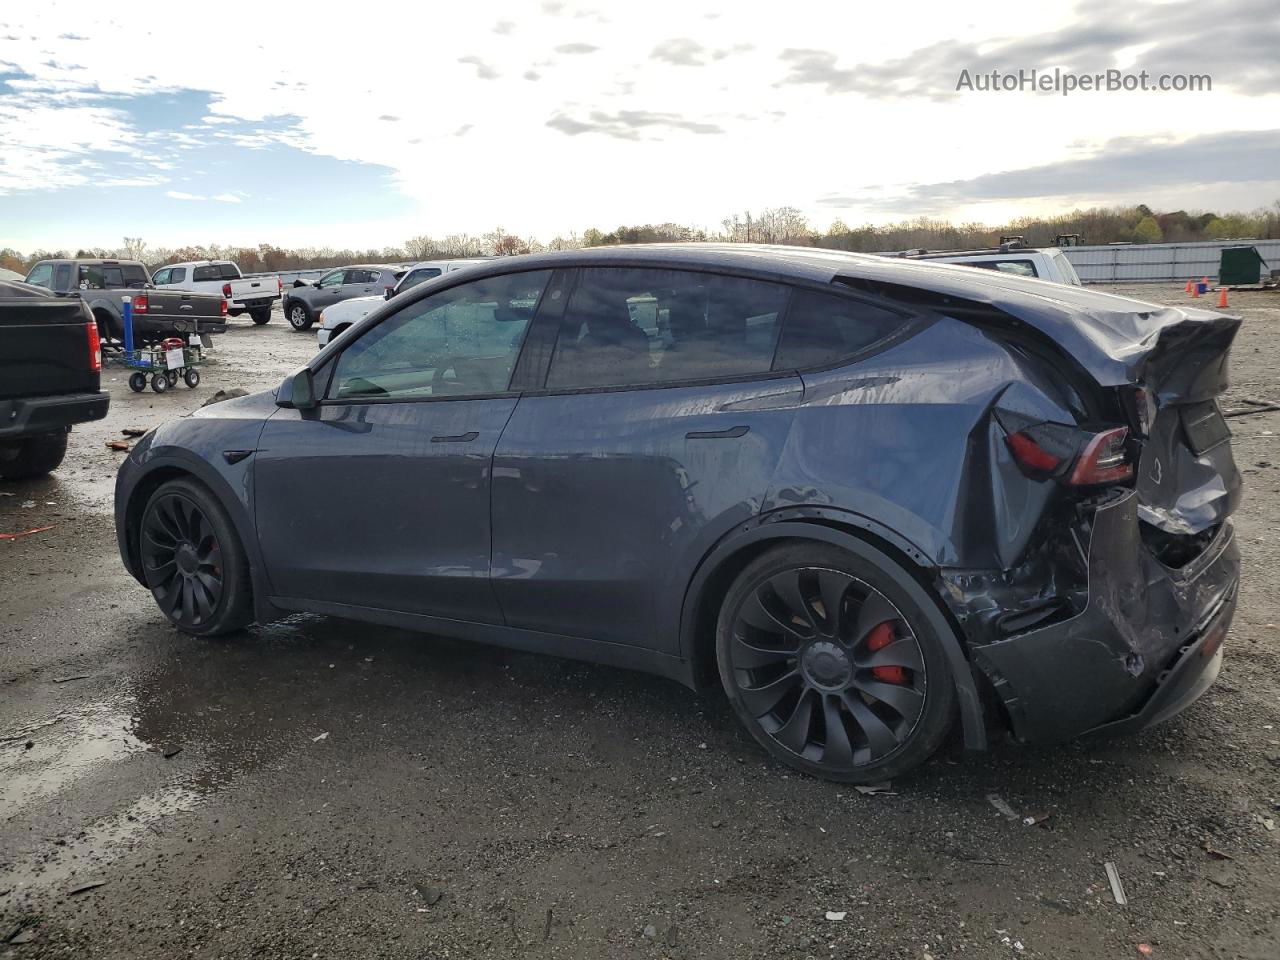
[328, 270, 551, 401]
[774, 289, 908, 370]
[317, 270, 344, 289]
[25, 263, 53, 288]
[545, 268, 788, 390]
[399, 267, 442, 292]
[152, 268, 170, 285]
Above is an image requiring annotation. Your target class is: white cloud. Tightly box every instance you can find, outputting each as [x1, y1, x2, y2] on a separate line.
[165, 190, 203, 200]
[1, 0, 1278, 244]
[211, 193, 242, 203]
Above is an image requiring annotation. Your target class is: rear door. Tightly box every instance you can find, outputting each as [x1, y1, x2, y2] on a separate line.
[490, 266, 803, 653]
[255, 268, 552, 620]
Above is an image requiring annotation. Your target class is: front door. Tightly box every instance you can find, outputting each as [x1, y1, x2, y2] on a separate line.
[491, 266, 803, 654]
[255, 269, 552, 622]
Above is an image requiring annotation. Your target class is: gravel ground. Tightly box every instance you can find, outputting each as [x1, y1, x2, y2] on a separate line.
[1, 287, 1278, 960]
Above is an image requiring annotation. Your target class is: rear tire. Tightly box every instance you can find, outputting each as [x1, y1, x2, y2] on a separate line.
[151, 373, 170, 393]
[716, 541, 956, 784]
[184, 368, 200, 388]
[287, 301, 313, 331]
[139, 477, 253, 635]
[0, 430, 68, 480]
[128, 372, 148, 393]
[250, 307, 272, 325]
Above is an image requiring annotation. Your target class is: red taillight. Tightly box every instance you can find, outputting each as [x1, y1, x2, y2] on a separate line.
[277, 276, 282, 294]
[1069, 427, 1133, 485]
[1005, 431, 1062, 473]
[222, 282, 232, 298]
[132, 294, 148, 313]
[85, 321, 101, 372]
[219, 298, 228, 316]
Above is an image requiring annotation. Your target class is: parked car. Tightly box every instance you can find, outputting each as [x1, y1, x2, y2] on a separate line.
[152, 260, 280, 325]
[890, 242, 1083, 285]
[115, 244, 1240, 783]
[23, 258, 226, 346]
[316, 259, 490, 346]
[1, 279, 109, 479]
[281, 265, 403, 332]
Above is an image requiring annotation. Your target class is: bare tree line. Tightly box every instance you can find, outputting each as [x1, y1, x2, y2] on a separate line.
[5, 201, 1279, 276]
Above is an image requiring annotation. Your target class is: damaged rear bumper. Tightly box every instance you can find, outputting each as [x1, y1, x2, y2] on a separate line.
[961, 489, 1238, 744]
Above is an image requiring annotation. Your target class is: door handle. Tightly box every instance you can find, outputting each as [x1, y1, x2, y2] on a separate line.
[431, 431, 479, 443]
[686, 425, 749, 439]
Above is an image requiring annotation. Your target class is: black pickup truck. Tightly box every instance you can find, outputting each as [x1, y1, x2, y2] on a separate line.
[0, 280, 109, 480]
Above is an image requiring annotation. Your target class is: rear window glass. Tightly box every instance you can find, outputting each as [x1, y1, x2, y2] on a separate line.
[218, 263, 240, 280]
[969, 260, 1038, 278]
[773, 289, 908, 370]
[546, 267, 787, 390]
[400, 268, 442, 292]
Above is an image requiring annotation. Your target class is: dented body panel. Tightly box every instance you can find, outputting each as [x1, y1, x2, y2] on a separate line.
[114, 244, 1244, 751]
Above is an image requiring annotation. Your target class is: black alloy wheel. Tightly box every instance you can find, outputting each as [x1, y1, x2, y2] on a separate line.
[140, 491, 226, 629]
[718, 544, 955, 782]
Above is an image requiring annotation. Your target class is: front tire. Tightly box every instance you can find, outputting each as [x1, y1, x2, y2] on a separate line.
[287, 300, 314, 331]
[0, 430, 68, 479]
[139, 478, 253, 635]
[128, 372, 148, 393]
[716, 542, 956, 783]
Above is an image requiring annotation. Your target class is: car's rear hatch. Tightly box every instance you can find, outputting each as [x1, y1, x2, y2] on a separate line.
[840, 267, 1243, 547]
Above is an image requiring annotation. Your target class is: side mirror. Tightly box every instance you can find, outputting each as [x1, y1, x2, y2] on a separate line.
[293, 278, 307, 288]
[276, 367, 318, 410]
[384, 287, 394, 300]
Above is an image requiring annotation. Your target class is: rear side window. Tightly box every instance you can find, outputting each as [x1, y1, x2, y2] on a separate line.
[78, 265, 104, 289]
[25, 263, 53, 288]
[53, 264, 71, 289]
[170, 267, 187, 283]
[773, 289, 908, 370]
[344, 269, 371, 284]
[193, 265, 220, 282]
[546, 267, 787, 390]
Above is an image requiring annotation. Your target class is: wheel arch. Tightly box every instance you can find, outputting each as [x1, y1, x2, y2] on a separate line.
[121, 455, 277, 624]
[678, 511, 987, 750]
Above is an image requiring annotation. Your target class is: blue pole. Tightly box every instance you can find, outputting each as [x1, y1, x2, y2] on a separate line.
[123, 297, 135, 358]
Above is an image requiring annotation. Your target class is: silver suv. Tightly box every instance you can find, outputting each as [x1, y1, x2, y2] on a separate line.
[281, 265, 402, 331]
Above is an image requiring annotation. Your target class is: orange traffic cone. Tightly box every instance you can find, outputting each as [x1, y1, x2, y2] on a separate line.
[1192, 282, 1200, 298]
[1185, 280, 1193, 293]
[1218, 286, 1229, 308]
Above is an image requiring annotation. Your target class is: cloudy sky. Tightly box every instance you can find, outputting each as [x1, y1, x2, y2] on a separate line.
[1, 0, 1277, 250]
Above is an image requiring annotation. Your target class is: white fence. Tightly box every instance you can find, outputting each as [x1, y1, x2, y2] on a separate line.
[1061, 240, 1280, 284]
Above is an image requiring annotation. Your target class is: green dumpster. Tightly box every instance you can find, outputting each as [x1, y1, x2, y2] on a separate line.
[1219, 245, 1268, 285]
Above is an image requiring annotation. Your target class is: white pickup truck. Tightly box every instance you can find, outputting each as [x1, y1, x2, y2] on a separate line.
[151, 260, 282, 324]
[888, 243, 1083, 285]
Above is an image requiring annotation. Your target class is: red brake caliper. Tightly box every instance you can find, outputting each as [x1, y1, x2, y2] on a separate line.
[866, 622, 908, 685]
